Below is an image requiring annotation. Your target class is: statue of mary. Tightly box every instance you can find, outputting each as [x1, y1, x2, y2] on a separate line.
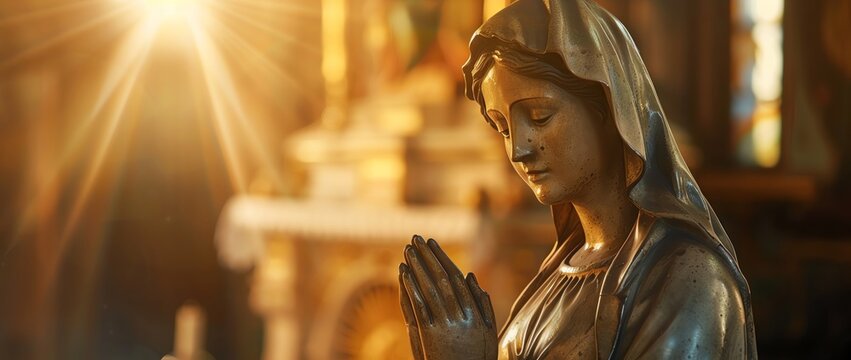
[398, 1, 757, 358]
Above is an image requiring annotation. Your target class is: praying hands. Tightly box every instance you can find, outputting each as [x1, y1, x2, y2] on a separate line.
[398, 235, 498, 360]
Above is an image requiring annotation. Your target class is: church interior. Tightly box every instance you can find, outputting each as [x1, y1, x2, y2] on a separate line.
[1, 0, 850, 358]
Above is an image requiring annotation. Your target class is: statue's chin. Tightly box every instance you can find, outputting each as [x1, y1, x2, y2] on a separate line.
[531, 181, 576, 206]
[533, 186, 561, 206]
[535, 196, 553, 206]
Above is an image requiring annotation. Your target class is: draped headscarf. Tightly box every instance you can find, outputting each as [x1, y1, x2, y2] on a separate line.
[462, 1, 757, 358]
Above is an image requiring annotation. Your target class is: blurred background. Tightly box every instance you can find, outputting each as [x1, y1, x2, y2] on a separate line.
[0, 0, 849, 359]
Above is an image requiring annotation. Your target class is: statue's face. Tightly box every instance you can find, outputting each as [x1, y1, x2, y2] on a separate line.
[481, 63, 618, 205]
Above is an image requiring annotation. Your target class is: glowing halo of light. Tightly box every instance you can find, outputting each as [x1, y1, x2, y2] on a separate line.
[6, 0, 324, 289]
[121, 0, 202, 22]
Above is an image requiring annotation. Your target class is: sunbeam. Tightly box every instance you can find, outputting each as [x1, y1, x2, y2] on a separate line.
[219, 0, 321, 18]
[206, 0, 320, 55]
[5, 0, 319, 242]
[204, 14, 318, 108]
[8, 0, 307, 240]
[0, 3, 132, 71]
[58, 17, 159, 249]
[12, 15, 159, 244]
[206, 58, 289, 192]
[0, 0, 102, 27]
[11, 20, 165, 258]
[0, 0, 348, 357]
[4, 0, 320, 310]
[189, 15, 250, 192]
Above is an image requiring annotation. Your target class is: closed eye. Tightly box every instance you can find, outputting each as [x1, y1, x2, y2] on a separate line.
[519, 101, 555, 125]
[531, 114, 553, 125]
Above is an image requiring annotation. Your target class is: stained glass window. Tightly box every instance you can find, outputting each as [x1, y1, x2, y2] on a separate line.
[731, 0, 784, 167]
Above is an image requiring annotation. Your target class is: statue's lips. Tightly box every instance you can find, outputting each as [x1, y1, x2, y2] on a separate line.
[525, 168, 548, 182]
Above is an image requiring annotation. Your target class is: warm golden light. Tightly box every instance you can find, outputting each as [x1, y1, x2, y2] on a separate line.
[139, 0, 198, 21]
[2, 0, 320, 314]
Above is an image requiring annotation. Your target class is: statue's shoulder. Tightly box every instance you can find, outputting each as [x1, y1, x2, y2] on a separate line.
[638, 217, 739, 282]
[624, 216, 746, 317]
[611, 217, 750, 359]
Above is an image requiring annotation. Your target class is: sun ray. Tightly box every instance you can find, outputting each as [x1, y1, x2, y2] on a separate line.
[203, 4, 324, 110]
[0, 3, 133, 71]
[206, 0, 320, 55]
[8, 0, 319, 250]
[214, 70, 289, 192]
[191, 11, 294, 193]
[0, 0, 102, 27]
[204, 14, 318, 105]
[9, 17, 160, 247]
[205, 15, 295, 80]
[6, 23, 163, 260]
[58, 18, 159, 249]
[3, 0, 327, 319]
[190, 17, 249, 193]
[218, 0, 320, 18]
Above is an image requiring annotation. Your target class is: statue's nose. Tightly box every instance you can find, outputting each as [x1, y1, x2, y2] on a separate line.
[510, 137, 534, 163]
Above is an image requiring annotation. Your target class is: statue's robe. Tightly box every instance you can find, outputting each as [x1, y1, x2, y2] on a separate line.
[500, 213, 750, 359]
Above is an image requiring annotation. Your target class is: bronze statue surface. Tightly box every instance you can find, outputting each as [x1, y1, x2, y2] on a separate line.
[399, 0, 757, 359]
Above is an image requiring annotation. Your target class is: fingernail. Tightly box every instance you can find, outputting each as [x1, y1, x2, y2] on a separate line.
[399, 263, 406, 273]
[427, 238, 438, 247]
[468, 272, 478, 284]
[411, 234, 420, 242]
[413, 235, 425, 246]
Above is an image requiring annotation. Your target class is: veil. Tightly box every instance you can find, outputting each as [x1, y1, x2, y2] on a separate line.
[461, 1, 756, 358]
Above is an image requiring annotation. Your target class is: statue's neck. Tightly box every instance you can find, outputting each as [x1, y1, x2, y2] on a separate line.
[569, 173, 637, 267]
